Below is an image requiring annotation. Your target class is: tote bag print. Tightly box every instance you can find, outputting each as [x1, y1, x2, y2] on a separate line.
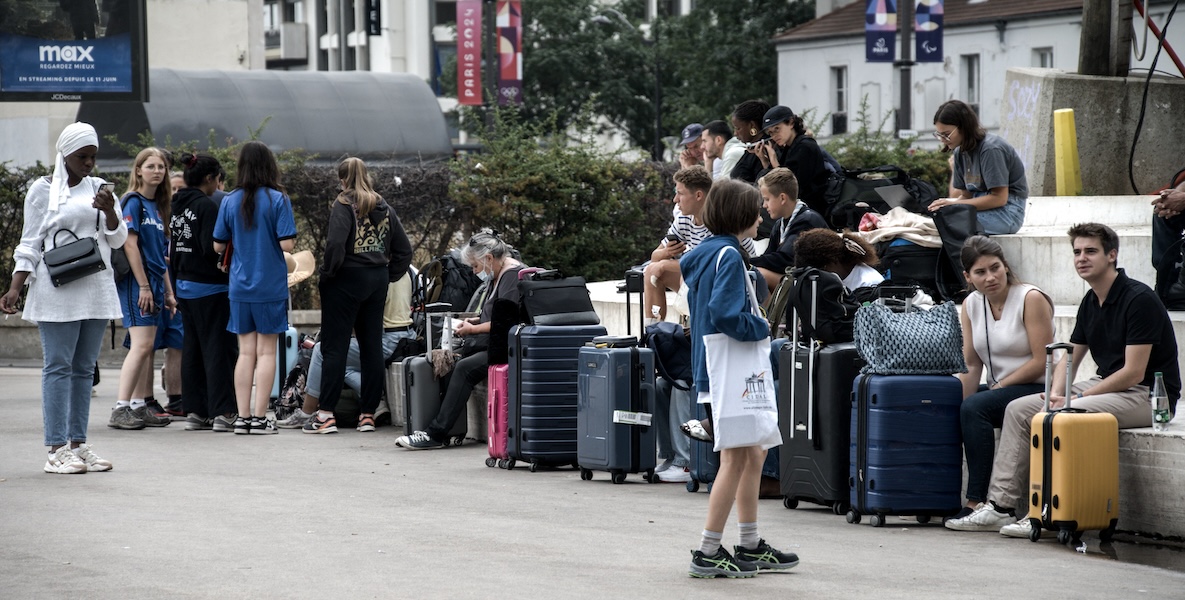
[707, 331, 781, 451]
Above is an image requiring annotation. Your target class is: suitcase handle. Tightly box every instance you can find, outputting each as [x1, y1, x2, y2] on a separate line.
[1042, 342, 1074, 412]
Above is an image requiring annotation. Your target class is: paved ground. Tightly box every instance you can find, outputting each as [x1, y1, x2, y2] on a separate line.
[1, 366, 1183, 599]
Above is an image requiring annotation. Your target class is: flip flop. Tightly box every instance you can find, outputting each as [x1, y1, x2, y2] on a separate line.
[680, 419, 713, 443]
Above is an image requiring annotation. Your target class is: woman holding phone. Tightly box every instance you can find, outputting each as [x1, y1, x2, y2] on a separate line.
[110, 147, 175, 430]
[1, 122, 127, 473]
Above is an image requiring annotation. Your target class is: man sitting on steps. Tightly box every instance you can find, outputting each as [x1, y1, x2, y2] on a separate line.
[944, 222, 1179, 537]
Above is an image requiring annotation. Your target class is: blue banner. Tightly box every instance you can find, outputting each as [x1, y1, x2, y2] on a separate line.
[0, 33, 134, 93]
[865, 0, 897, 63]
[915, 0, 944, 63]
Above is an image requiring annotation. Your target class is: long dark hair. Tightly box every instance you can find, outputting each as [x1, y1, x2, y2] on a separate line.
[235, 141, 284, 229]
[933, 100, 986, 154]
[179, 152, 221, 188]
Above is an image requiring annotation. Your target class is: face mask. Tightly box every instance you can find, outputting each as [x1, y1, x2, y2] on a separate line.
[477, 269, 493, 283]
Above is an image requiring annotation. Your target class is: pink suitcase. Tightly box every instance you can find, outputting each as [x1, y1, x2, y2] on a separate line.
[485, 364, 511, 467]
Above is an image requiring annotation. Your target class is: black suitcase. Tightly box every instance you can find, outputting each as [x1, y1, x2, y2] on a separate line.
[576, 337, 658, 483]
[779, 271, 864, 513]
[507, 324, 607, 471]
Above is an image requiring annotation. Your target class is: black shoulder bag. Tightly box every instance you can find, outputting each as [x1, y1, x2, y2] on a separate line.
[43, 211, 107, 287]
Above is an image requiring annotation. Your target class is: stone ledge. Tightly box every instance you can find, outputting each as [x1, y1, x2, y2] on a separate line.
[1119, 424, 1185, 538]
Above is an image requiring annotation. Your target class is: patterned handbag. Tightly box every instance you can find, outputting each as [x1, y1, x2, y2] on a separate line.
[853, 301, 967, 375]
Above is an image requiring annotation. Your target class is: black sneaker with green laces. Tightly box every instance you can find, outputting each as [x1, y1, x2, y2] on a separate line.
[688, 547, 757, 579]
[734, 539, 800, 571]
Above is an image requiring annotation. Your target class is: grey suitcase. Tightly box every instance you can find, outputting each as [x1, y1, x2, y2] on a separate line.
[576, 339, 658, 484]
[401, 355, 467, 445]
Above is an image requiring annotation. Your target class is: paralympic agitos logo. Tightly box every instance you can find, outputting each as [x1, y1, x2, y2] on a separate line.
[39, 45, 95, 62]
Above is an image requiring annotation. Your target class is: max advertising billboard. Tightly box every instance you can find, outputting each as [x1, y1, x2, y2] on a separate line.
[0, 0, 148, 101]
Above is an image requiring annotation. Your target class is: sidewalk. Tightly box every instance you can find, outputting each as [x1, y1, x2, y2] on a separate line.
[0, 366, 1182, 599]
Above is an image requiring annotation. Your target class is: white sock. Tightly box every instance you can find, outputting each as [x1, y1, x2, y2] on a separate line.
[130, 399, 146, 409]
[115, 400, 130, 408]
[738, 522, 759, 550]
[698, 529, 723, 555]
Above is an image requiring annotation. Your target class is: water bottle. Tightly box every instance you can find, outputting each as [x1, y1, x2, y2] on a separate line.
[1151, 372, 1171, 432]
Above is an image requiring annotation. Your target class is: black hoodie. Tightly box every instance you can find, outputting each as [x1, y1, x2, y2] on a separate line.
[170, 187, 229, 286]
[321, 193, 413, 282]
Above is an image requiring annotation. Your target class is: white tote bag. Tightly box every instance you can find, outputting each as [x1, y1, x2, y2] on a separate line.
[704, 247, 782, 452]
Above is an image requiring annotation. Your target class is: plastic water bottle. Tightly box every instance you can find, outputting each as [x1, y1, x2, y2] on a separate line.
[1151, 372, 1170, 432]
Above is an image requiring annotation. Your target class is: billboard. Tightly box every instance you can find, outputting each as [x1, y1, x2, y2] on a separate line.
[0, 0, 148, 102]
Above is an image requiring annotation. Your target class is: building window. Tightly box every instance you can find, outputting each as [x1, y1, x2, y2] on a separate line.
[1033, 47, 1054, 68]
[656, 0, 680, 17]
[831, 66, 848, 135]
[433, 1, 456, 27]
[961, 54, 980, 114]
[433, 42, 457, 97]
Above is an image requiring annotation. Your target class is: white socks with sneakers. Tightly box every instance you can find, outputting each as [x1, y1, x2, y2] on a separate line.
[698, 529, 723, 555]
[738, 522, 759, 550]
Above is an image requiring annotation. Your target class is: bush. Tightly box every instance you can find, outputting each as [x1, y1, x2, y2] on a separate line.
[448, 110, 671, 281]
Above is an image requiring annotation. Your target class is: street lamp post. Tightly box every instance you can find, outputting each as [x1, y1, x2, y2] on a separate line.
[593, 8, 663, 162]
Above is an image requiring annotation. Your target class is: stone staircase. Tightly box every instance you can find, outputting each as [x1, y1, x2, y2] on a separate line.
[586, 194, 1185, 539]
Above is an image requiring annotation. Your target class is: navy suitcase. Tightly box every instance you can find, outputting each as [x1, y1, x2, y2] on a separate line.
[847, 374, 963, 526]
[779, 341, 863, 513]
[576, 340, 658, 483]
[507, 324, 607, 471]
[687, 399, 719, 493]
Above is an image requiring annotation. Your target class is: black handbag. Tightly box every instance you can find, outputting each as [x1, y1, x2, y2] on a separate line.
[518, 269, 600, 326]
[43, 212, 106, 287]
[931, 203, 979, 302]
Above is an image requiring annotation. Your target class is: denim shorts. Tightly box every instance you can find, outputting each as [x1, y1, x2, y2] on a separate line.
[228, 300, 289, 335]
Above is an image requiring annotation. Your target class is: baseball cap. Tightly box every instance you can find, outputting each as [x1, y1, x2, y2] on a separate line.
[761, 105, 796, 131]
[679, 123, 704, 146]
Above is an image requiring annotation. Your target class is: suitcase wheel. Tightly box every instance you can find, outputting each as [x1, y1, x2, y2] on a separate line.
[832, 503, 848, 516]
[580, 468, 593, 481]
[869, 514, 885, 528]
[449, 436, 465, 447]
[644, 469, 656, 483]
[916, 515, 931, 525]
[610, 471, 626, 485]
[687, 480, 700, 493]
[529, 461, 539, 473]
[846, 510, 861, 525]
[1028, 519, 1043, 542]
[1057, 529, 1072, 545]
[503, 458, 515, 470]
[485, 457, 496, 468]
[783, 497, 799, 510]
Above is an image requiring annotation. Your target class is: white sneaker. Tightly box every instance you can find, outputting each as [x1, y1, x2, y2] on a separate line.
[655, 457, 675, 473]
[71, 444, 112, 472]
[276, 409, 313, 429]
[44, 446, 87, 474]
[1000, 517, 1055, 539]
[656, 466, 691, 483]
[943, 502, 1014, 532]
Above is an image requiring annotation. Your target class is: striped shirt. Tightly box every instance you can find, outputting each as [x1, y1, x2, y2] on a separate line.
[664, 205, 758, 257]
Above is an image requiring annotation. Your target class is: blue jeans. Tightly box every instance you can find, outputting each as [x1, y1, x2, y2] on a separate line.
[40, 319, 107, 447]
[960, 382, 1043, 503]
[972, 192, 1026, 235]
[306, 330, 416, 399]
[654, 377, 691, 468]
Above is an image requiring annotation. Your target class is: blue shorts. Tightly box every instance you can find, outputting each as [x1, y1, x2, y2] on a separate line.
[117, 278, 164, 329]
[228, 300, 288, 335]
[122, 310, 183, 350]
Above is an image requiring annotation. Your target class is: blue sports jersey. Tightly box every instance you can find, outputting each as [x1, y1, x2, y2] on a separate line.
[213, 187, 298, 303]
[122, 193, 168, 279]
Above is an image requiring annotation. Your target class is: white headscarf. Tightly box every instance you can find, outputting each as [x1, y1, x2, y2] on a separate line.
[49, 122, 100, 213]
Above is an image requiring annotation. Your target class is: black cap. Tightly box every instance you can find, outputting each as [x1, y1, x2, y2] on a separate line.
[761, 105, 796, 131]
[679, 123, 704, 146]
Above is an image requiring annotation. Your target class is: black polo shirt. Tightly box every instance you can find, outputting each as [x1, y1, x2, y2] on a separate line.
[1070, 269, 1181, 410]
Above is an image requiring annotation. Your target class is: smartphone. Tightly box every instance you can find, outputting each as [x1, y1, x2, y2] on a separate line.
[99, 183, 115, 194]
[665, 234, 680, 243]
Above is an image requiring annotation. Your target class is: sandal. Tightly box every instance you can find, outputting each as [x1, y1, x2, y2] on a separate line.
[680, 419, 713, 443]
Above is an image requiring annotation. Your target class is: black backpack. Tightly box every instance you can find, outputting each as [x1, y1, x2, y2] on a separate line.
[823, 165, 937, 230]
[788, 267, 859, 344]
[415, 249, 482, 312]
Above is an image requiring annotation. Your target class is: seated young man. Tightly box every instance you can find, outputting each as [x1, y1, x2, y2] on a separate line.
[944, 222, 1180, 536]
[642, 165, 756, 324]
[751, 167, 828, 293]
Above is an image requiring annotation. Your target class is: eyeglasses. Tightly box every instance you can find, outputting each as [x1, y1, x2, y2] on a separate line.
[932, 130, 953, 142]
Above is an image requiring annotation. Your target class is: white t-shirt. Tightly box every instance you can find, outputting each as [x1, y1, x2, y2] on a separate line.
[842, 263, 884, 291]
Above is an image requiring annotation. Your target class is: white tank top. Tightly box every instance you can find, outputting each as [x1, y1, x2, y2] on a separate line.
[965, 283, 1051, 387]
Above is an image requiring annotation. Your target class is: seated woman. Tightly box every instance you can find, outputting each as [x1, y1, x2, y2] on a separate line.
[754, 105, 832, 216]
[928, 99, 1028, 235]
[944, 236, 1054, 531]
[396, 231, 524, 450]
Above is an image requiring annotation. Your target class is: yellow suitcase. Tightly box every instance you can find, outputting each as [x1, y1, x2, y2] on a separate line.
[1027, 343, 1120, 544]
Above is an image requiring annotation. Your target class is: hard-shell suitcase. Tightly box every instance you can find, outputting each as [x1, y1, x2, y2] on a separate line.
[686, 399, 718, 493]
[400, 355, 467, 445]
[779, 271, 865, 513]
[271, 326, 299, 398]
[1026, 343, 1120, 544]
[507, 324, 607, 471]
[847, 373, 963, 526]
[576, 337, 658, 483]
[485, 364, 511, 468]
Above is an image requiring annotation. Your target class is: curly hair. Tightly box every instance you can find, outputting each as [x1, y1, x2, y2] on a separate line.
[794, 229, 878, 271]
[673, 165, 712, 195]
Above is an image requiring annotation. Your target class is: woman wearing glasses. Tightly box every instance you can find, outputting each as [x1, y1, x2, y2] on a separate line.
[928, 100, 1028, 235]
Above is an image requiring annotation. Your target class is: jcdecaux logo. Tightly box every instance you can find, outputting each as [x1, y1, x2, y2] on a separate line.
[39, 45, 95, 62]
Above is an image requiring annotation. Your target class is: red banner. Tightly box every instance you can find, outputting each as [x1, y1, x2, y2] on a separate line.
[456, 0, 482, 105]
[496, 0, 522, 105]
